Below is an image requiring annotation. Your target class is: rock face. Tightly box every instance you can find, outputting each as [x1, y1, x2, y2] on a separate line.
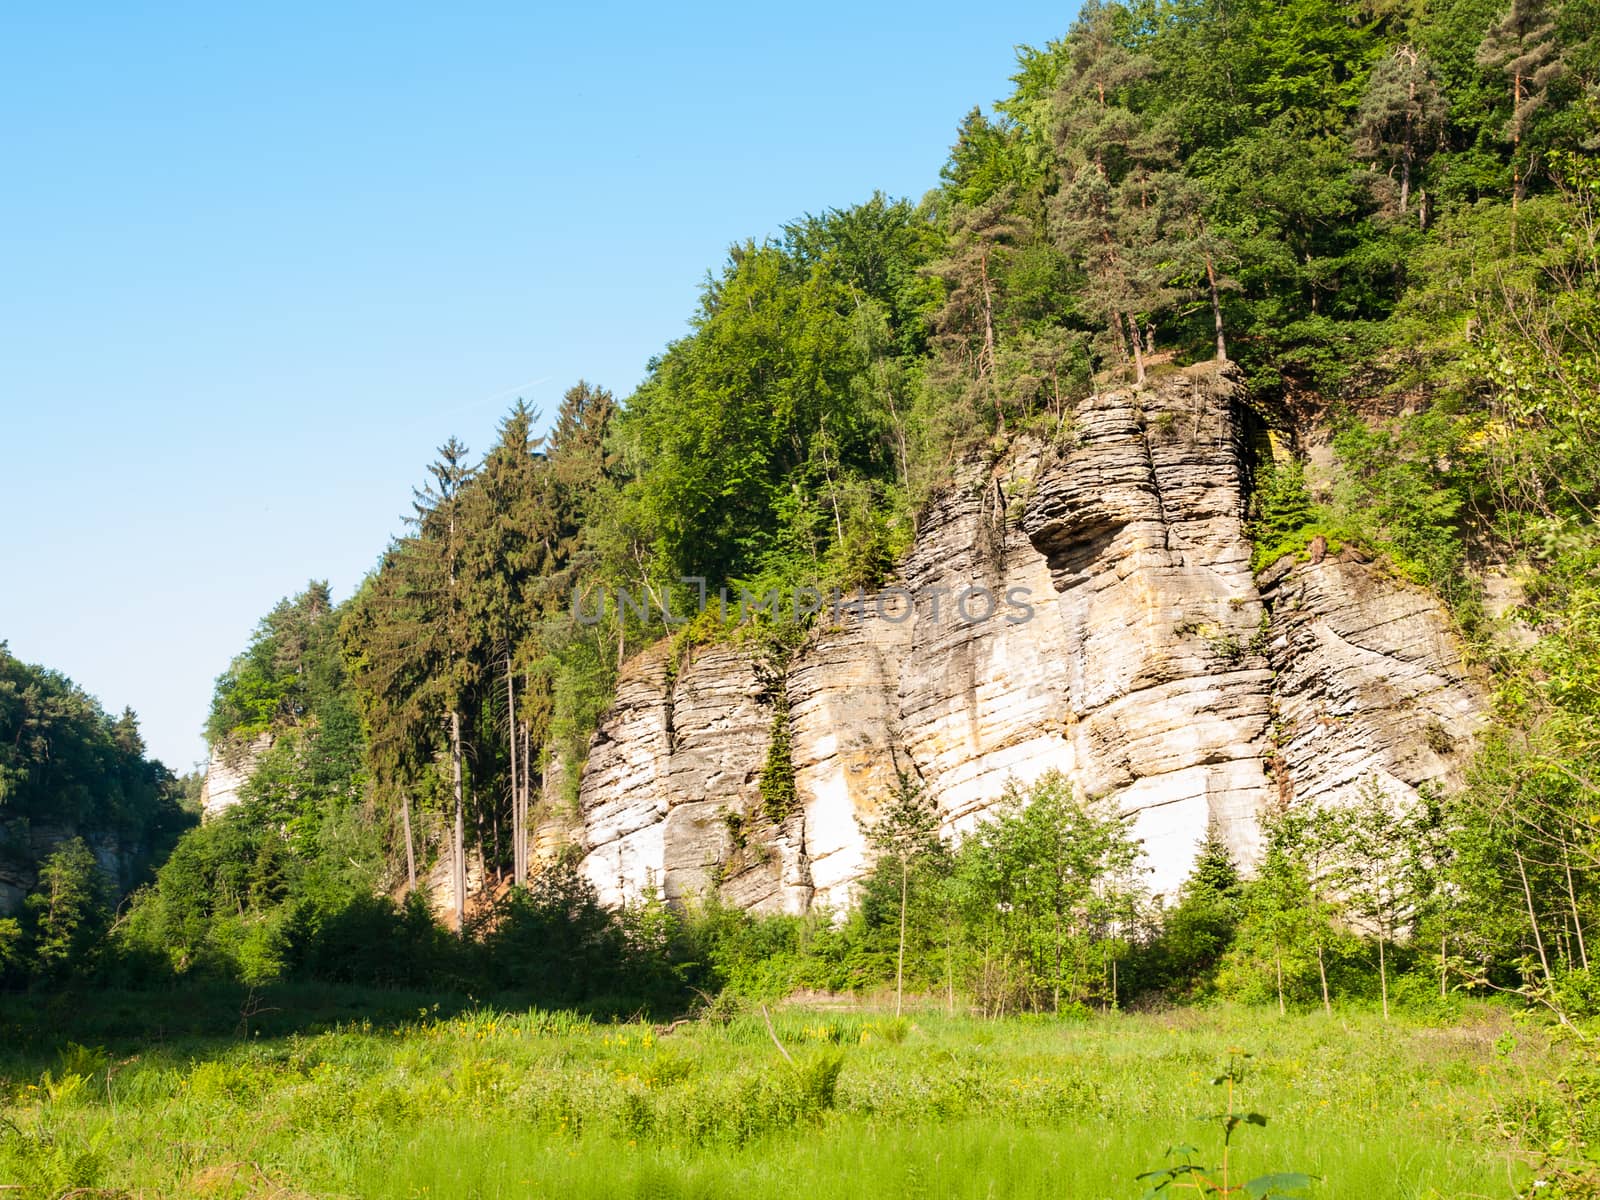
[199, 734, 271, 820]
[1260, 554, 1485, 812]
[574, 642, 810, 913]
[0, 822, 161, 917]
[1014, 370, 1281, 886]
[554, 364, 1487, 913]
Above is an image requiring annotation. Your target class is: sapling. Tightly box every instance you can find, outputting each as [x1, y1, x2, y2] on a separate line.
[1136, 1050, 1315, 1198]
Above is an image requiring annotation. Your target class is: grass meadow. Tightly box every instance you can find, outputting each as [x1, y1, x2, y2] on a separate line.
[0, 989, 1573, 1199]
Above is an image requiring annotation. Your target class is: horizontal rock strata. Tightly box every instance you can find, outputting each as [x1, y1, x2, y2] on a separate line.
[546, 365, 1488, 913]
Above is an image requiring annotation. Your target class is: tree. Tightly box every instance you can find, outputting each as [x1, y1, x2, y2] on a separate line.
[1049, 3, 1194, 382]
[863, 768, 943, 1016]
[614, 242, 885, 586]
[419, 439, 477, 929]
[25, 838, 106, 982]
[1223, 811, 1326, 1013]
[1477, 0, 1568, 207]
[954, 771, 1147, 1012]
[924, 193, 1028, 430]
[0, 645, 189, 907]
[0, 917, 22, 985]
[465, 401, 551, 887]
[345, 441, 479, 927]
[1314, 778, 1438, 1019]
[1353, 46, 1450, 218]
[1142, 824, 1243, 997]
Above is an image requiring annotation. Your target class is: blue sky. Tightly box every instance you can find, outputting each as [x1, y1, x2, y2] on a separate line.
[0, 2, 1076, 773]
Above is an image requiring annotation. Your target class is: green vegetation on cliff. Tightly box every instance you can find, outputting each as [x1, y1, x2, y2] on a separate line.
[7, 3, 1600, 1193]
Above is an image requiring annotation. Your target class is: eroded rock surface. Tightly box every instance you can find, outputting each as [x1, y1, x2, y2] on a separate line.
[199, 733, 271, 820]
[552, 365, 1487, 913]
[574, 641, 812, 913]
[1260, 554, 1486, 812]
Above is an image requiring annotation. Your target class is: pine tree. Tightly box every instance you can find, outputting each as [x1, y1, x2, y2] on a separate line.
[1477, 0, 1568, 207]
[345, 440, 478, 927]
[25, 838, 105, 982]
[924, 191, 1029, 430]
[417, 438, 477, 928]
[1354, 46, 1450, 218]
[1049, 3, 1192, 382]
[465, 401, 551, 887]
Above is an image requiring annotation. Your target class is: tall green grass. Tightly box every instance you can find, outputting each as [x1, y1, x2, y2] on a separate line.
[0, 996, 1556, 1198]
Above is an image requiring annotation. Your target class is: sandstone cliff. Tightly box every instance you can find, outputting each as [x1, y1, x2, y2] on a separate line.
[0, 820, 175, 917]
[198, 733, 271, 821]
[560, 363, 1487, 914]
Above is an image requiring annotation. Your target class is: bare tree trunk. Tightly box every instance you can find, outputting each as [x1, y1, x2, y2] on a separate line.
[895, 862, 908, 1018]
[523, 714, 534, 871]
[1205, 252, 1228, 362]
[1127, 314, 1147, 384]
[1517, 850, 1554, 984]
[1110, 310, 1131, 366]
[506, 656, 523, 887]
[1053, 909, 1063, 1012]
[1441, 931, 1448, 999]
[1511, 72, 1524, 212]
[1276, 947, 1285, 1015]
[1318, 942, 1331, 1014]
[1401, 59, 1416, 214]
[1567, 853, 1589, 970]
[451, 709, 466, 931]
[979, 245, 1001, 431]
[400, 791, 417, 893]
[1378, 934, 1389, 1020]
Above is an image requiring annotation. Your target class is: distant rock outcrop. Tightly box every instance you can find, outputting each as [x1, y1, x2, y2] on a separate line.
[198, 733, 271, 821]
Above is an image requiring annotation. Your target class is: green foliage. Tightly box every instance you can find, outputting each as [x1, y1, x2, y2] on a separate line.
[1134, 825, 1244, 998]
[950, 770, 1147, 1013]
[757, 706, 797, 823]
[0, 647, 195, 985]
[476, 863, 672, 1008]
[0, 643, 190, 848]
[1216, 812, 1332, 1008]
[31, 0, 1600, 1056]
[1137, 1052, 1315, 1198]
[615, 238, 897, 587]
[23, 839, 106, 984]
[1331, 413, 1477, 609]
[1247, 457, 1341, 571]
[206, 582, 347, 743]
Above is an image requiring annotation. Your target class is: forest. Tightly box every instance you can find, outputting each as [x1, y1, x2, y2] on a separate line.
[3, 0, 1600, 1193]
